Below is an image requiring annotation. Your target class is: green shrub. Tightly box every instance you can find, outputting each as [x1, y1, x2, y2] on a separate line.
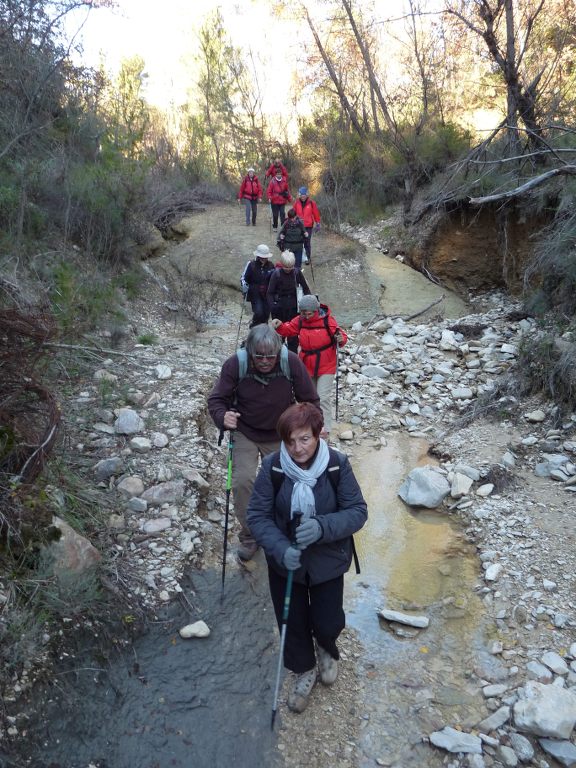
[137, 332, 157, 345]
[49, 259, 124, 334]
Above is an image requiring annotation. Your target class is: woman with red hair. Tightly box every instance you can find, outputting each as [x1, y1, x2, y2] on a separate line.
[247, 402, 367, 715]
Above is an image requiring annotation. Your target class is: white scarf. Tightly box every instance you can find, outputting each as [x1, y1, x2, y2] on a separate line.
[279, 438, 329, 521]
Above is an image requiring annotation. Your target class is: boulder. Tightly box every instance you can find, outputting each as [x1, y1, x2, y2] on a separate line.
[398, 466, 450, 508]
[513, 680, 576, 739]
[48, 516, 101, 575]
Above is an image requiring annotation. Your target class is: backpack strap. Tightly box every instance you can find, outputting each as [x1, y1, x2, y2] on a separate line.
[270, 447, 360, 574]
[236, 346, 293, 390]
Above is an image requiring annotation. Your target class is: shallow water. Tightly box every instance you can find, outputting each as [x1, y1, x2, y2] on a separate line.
[346, 437, 487, 767]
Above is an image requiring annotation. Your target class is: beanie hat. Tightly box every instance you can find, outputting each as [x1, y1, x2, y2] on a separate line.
[298, 186, 308, 195]
[279, 250, 295, 268]
[253, 244, 271, 259]
[299, 294, 320, 312]
[247, 167, 255, 173]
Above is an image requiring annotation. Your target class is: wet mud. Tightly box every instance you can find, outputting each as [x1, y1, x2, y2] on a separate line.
[17, 569, 280, 768]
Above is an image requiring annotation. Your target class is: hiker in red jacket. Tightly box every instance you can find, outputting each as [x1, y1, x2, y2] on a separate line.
[293, 187, 321, 262]
[272, 294, 346, 438]
[238, 168, 263, 226]
[265, 158, 288, 181]
[267, 172, 292, 230]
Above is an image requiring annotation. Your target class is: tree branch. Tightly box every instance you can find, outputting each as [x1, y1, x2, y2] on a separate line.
[469, 166, 576, 204]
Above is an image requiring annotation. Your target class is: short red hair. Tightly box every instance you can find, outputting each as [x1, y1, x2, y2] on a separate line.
[277, 402, 324, 442]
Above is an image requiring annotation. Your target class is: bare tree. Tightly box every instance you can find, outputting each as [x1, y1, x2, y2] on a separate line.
[444, 0, 548, 155]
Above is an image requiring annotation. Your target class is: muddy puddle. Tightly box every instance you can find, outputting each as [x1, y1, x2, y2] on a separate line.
[17, 569, 280, 768]
[346, 436, 487, 767]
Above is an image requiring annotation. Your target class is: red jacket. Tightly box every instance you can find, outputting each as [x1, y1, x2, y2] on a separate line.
[265, 162, 288, 179]
[267, 177, 292, 205]
[238, 175, 262, 201]
[293, 197, 320, 227]
[275, 304, 347, 377]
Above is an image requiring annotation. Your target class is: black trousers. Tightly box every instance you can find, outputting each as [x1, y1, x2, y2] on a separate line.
[304, 226, 313, 257]
[249, 294, 270, 326]
[271, 203, 286, 228]
[268, 568, 345, 673]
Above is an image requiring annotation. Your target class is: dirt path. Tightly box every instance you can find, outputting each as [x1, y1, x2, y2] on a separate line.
[157, 203, 469, 326]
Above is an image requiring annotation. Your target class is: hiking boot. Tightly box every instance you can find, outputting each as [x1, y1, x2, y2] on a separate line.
[287, 669, 317, 713]
[316, 643, 338, 685]
[237, 541, 258, 561]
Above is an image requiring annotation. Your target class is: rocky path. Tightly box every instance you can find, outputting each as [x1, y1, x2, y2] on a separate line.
[3, 204, 576, 767]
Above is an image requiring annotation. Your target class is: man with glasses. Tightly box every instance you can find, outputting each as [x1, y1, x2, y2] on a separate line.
[208, 325, 321, 561]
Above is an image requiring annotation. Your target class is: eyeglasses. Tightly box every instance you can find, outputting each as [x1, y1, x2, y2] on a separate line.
[252, 353, 278, 360]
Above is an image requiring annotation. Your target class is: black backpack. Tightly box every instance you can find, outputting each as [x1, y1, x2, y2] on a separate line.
[270, 448, 360, 574]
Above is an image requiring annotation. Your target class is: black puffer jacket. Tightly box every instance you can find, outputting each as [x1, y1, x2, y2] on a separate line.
[247, 450, 367, 585]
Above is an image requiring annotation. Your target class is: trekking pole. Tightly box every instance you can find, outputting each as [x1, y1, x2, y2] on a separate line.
[269, 203, 272, 235]
[271, 511, 302, 730]
[220, 429, 235, 603]
[335, 339, 340, 421]
[308, 254, 315, 286]
[235, 292, 248, 350]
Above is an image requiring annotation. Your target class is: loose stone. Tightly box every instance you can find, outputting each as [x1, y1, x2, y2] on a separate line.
[179, 620, 210, 639]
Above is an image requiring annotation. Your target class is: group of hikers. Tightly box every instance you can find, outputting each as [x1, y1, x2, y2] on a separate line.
[207, 168, 368, 717]
[237, 159, 321, 266]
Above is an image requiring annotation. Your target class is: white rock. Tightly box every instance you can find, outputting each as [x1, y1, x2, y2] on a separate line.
[478, 705, 511, 733]
[483, 683, 508, 698]
[130, 437, 152, 453]
[451, 472, 474, 498]
[360, 364, 390, 379]
[155, 364, 172, 380]
[526, 661, 553, 684]
[476, 483, 494, 497]
[513, 680, 576, 739]
[114, 408, 145, 435]
[398, 466, 450, 508]
[540, 651, 569, 676]
[429, 726, 482, 754]
[378, 608, 429, 628]
[151, 432, 169, 448]
[142, 517, 172, 533]
[453, 387, 474, 400]
[179, 620, 210, 638]
[117, 476, 145, 498]
[484, 563, 503, 581]
[525, 409, 546, 423]
[439, 330, 459, 350]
